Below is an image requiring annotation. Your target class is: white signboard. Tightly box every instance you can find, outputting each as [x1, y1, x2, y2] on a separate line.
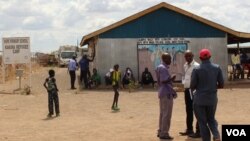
[2, 37, 30, 64]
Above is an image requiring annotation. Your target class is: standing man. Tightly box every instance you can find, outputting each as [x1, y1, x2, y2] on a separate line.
[231, 50, 242, 79]
[68, 55, 78, 89]
[190, 49, 224, 141]
[179, 50, 201, 138]
[79, 55, 94, 89]
[155, 53, 177, 140]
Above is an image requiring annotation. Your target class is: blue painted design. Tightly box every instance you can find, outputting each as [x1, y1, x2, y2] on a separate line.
[100, 8, 225, 38]
[138, 44, 187, 68]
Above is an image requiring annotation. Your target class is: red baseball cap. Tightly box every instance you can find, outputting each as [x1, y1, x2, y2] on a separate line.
[199, 49, 211, 59]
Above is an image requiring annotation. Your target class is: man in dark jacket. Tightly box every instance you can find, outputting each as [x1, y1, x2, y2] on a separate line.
[79, 55, 94, 89]
[190, 49, 224, 141]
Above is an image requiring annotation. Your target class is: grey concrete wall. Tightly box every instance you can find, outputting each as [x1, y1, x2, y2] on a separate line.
[187, 37, 228, 80]
[93, 39, 139, 83]
[92, 37, 228, 84]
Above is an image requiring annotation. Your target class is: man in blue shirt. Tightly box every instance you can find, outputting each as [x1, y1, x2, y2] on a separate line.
[68, 55, 78, 89]
[155, 53, 177, 140]
[190, 49, 224, 141]
[79, 55, 94, 89]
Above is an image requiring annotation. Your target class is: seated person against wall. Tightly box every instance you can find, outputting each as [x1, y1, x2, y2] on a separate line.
[240, 50, 250, 79]
[104, 68, 113, 85]
[231, 50, 243, 79]
[122, 67, 135, 88]
[141, 67, 155, 87]
[88, 68, 101, 88]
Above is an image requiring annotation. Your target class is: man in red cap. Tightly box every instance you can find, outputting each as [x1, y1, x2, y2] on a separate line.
[190, 49, 224, 141]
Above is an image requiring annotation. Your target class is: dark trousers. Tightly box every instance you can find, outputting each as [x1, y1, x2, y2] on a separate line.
[48, 90, 60, 115]
[69, 71, 76, 88]
[105, 76, 112, 85]
[80, 70, 88, 88]
[141, 79, 155, 87]
[232, 64, 243, 79]
[122, 78, 130, 87]
[112, 84, 119, 107]
[184, 89, 199, 133]
[194, 104, 220, 141]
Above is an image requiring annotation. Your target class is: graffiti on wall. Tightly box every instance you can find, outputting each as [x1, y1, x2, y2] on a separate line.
[138, 42, 188, 82]
[138, 37, 190, 45]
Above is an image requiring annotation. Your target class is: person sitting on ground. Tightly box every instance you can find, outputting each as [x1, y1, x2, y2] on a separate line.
[122, 67, 135, 88]
[141, 67, 155, 87]
[104, 68, 113, 86]
[88, 68, 101, 88]
[240, 50, 250, 79]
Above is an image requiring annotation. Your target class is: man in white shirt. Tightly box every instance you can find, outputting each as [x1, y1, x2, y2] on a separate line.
[179, 50, 200, 138]
[105, 68, 113, 85]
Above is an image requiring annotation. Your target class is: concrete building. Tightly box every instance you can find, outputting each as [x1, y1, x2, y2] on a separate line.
[80, 2, 250, 83]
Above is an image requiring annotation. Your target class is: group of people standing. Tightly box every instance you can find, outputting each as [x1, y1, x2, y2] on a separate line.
[43, 48, 224, 141]
[156, 49, 224, 141]
[69, 55, 155, 90]
[68, 54, 101, 90]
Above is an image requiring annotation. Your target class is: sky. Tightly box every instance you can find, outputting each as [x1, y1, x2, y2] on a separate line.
[0, 0, 250, 53]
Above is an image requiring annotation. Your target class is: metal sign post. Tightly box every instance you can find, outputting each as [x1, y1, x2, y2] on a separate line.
[1, 49, 5, 84]
[13, 69, 23, 93]
[17, 69, 23, 90]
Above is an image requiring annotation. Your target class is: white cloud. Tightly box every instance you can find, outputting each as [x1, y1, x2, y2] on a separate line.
[0, 0, 250, 53]
[22, 16, 52, 30]
[23, 17, 36, 25]
[175, 0, 250, 32]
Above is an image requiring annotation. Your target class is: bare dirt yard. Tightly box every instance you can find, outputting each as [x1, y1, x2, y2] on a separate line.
[0, 67, 250, 141]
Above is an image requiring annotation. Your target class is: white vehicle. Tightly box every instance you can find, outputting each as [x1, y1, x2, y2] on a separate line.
[58, 45, 78, 67]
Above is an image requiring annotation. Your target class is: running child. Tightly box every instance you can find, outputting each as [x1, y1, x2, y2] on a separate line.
[111, 64, 121, 111]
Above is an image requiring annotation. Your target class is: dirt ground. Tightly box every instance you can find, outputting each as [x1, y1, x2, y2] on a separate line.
[0, 67, 250, 141]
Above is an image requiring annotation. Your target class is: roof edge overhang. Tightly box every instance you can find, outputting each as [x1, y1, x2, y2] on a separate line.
[80, 2, 250, 46]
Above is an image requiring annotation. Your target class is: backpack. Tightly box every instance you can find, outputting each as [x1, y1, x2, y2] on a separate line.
[47, 77, 56, 91]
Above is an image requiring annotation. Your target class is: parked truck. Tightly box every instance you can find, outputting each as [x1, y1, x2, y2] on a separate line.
[58, 45, 78, 67]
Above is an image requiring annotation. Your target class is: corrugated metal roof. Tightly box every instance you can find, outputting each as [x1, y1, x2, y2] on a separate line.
[80, 2, 250, 46]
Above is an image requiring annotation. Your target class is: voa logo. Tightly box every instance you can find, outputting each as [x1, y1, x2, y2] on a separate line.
[226, 129, 246, 136]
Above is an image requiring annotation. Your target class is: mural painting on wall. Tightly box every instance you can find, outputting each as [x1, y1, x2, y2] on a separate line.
[138, 38, 189, 82]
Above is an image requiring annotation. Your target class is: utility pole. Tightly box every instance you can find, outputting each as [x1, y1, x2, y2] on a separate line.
[0, 50, 4, 83]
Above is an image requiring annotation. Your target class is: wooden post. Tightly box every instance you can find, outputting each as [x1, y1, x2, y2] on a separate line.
[237, 42, 240, 53]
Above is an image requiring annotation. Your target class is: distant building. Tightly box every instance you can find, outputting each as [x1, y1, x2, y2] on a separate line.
[80, 2, 250, 82]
